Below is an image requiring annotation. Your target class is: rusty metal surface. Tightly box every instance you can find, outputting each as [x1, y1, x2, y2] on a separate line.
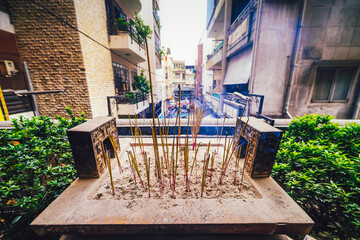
[31, 138, 313, 236]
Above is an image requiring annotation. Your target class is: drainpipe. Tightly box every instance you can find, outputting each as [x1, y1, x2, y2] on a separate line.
[248, 0, 263, 116]
[353, 84, 360, 119]
[219, 0, 232, 112]
[283, 0, 306, 119]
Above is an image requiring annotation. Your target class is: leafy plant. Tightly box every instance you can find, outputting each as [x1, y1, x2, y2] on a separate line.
[115, 13, 152, 42]
[132, 70, 150, 94]
[125, 91, 136, 102]
[272, 114, 360, 239]
[0, 107, 86, 240]
[159, 46, 167, 59]
[130, 13, 152, 40]
[115, 17, 129, 31]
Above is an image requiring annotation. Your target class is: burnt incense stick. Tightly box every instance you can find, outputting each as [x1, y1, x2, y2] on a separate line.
[210, 150, 215, 182]
[102, 145, 114, 196]
[130, 145, 146, 191]
[127, 150, 137, 184]
[145, 39, 161, 183]
[201, 153, 210, 198]
[233, 145, 242, 185]
[144, 152, 151, 198]
[109, 135, 122, 173]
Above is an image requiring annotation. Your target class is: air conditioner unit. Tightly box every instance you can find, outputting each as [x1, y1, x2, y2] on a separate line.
[0, 60, 18, 77]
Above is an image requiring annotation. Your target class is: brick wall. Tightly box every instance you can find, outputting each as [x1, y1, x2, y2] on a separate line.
[8, 0, 93, 118]
[74, 0, 115, 117]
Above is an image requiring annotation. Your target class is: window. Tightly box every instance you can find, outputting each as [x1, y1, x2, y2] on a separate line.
[312, 67, 357, 103]
[113, 63, 130, 95]
[105, 0, 127, 35]
[131, 68, 137, 90]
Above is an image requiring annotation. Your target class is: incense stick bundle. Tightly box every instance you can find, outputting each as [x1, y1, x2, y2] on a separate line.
[201, 150, 210, 198]
[109, 135, 122, 173]
[129, 145, 146, 191]
[144, 152, 151, 198]
[103, 146, 115, 196]
[127, 151, 137, 185]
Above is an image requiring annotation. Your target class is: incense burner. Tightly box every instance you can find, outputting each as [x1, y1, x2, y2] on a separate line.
[31, 117, 313, 236]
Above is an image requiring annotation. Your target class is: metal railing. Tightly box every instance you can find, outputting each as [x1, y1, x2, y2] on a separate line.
[110, 18, 146, 50]
[224, 92, 274, 126]
[115, 91, 148, 104]
[107, 92, 149, 116]
[207, 41, 223, 61]
[228, 0, 258, 35]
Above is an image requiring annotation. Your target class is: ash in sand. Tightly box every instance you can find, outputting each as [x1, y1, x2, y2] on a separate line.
[94, 144, 260, 200]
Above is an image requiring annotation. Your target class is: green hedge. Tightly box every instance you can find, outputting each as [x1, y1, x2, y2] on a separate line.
[272, 114, 360, 239]
[0, 107, 85, 240]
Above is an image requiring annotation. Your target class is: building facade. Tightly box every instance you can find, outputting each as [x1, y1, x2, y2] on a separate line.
[206, 0, 360, 119]
[1, 0, 161, 118]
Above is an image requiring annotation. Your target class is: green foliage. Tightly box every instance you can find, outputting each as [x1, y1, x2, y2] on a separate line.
[272, 114, 360, 239]
[115, 17, 129, 31]
[130, 13, 152, 40]
[0, 108, 86, 240]
[159, 46, 167, 59]
[133, 70, 151, 94]
[125, 91, 136, 102]
[115, 13, 152, 41]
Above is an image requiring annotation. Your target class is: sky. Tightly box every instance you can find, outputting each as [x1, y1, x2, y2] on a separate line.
[159, 0, 207, 65]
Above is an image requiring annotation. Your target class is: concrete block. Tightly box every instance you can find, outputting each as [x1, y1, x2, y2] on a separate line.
[334, 46, 350, 59]
[324, 27, 341, 46]
[322, 47, 336, 59]
[327, 6, 360, 26]
[308, 27, 325, 46]
[338, 27, 355, 46]
[351, 27, 360, 46]
[346, 0, 360, 5]
[334, 0, 346, 4]
[348, 47, 360, 59]
[310, 7, 330, 27]
[302, 46, 323, 59]
[312, 0, 335, 6]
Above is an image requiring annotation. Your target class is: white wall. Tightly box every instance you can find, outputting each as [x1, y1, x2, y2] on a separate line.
[0, 11, 14, 33]
[138, 0, 159, 103]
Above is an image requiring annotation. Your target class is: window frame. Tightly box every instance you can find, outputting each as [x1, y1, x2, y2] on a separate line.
[311, 66, 358, 104]
[113, 62, 130, 96]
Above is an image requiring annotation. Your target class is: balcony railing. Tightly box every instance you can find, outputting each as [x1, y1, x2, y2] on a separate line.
[116, 22, 146, 50]
[114, 91, 148, 104]
[228, 0, 257, 35]
[207, 41, 223, 60]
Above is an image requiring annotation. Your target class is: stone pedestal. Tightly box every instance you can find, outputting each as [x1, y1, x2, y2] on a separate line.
[235, 117, 283, 178]
[67, 117, 120, 178]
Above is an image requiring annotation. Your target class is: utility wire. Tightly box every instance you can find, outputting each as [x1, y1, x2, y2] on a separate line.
[28, 0, 165, 78]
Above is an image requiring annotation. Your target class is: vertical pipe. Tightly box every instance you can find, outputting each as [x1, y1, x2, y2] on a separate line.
[218, 0, 233, 112]
[24, 61, 40, 116]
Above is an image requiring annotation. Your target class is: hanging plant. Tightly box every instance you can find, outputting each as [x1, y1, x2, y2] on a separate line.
[129, 13, 153, 40]
[133, 70, 150, 94]
[125, 91, 136, 102]
[115, 17, 129, 32]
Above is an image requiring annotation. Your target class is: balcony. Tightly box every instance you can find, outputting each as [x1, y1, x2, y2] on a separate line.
[115, 0, 141, 17]
[109, 26, 146, 63]
[206, 0, 225, 38]
[115, 91, 149, 115]
[226, 0, 257, 55]
[206, 42, 223, 70]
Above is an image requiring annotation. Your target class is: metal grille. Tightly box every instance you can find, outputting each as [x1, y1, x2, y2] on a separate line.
[113, 63, 130, 96]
